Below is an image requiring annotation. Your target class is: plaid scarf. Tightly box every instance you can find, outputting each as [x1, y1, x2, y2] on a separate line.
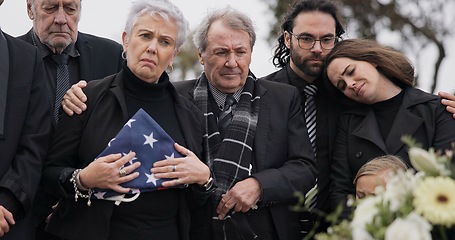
[193, 73, 261, 239]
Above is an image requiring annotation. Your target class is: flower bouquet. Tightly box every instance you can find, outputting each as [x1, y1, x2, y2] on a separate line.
[315, 136, 455, 240]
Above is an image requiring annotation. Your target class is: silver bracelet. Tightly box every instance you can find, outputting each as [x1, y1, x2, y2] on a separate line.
[70, 169, 92, 206]
[75, 169, 90, 191]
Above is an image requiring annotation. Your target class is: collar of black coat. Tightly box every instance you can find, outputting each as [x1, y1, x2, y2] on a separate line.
[0, 29, 9, 136]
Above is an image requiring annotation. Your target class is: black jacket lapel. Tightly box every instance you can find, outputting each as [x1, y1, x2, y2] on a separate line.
[352, 109, 388, 153]
[0, 32, 9, 136]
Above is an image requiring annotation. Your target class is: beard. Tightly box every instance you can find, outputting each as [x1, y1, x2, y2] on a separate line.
[289, 42, 323, 77]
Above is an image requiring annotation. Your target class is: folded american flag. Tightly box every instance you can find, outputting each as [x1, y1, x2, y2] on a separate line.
[91, 108, 182, 203]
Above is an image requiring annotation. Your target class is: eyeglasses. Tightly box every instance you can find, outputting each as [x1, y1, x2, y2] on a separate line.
[288, 31, 337, 50]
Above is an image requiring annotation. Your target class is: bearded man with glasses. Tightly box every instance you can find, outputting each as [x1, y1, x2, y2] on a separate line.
[287, 31, 337, 51]
[262, 2, 345, 235]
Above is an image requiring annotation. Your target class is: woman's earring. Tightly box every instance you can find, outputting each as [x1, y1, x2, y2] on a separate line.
[121, 51, 127, 60]
[166, 64, 174, 73]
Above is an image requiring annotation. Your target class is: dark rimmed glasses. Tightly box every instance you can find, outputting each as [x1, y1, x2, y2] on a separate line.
[288, 31, 337, 50]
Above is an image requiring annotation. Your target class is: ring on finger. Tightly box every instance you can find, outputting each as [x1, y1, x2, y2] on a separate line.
[119, 168, 127, 177]
[185, 149, 192, 156]
[172, 165, 177, 172]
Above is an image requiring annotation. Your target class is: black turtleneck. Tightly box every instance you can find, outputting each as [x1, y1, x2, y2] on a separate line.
[122, 64, 184, 145]
[372, 90, 404, 140]
[109, 65, 184, 240]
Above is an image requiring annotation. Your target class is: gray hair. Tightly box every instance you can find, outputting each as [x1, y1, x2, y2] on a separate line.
[28, 0, 83, 10]
[124, 0, 189, 50]
[193, 6, 256, 52]
[28, 0, 82, 16]
[28, 0, 82, 24]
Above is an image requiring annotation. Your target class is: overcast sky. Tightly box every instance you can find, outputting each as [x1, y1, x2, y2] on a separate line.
[0, 0, 453, 93]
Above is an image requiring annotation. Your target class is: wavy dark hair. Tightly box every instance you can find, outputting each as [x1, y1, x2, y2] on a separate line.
[323, 39, 415, 89]
[272, 0, 345, 68]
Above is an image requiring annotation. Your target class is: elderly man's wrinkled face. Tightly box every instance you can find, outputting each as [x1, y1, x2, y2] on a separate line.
[199, 20, 252, 94]
[27, 0, 81, 54]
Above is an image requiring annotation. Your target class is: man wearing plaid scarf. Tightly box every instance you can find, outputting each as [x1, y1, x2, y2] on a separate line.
[175, 7, 317, 240]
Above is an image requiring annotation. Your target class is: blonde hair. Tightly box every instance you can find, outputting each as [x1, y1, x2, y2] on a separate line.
[353, 155, 408, 185]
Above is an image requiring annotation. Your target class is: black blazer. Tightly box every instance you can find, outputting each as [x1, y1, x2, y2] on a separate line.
[174, 78, 317, 240]
[42, 72, 207, 240]
[261, 66, 343, 214]
[19, 29, 124, 225]
[330, 87, 455, 211]
[18, 30, 124, 106]
[0, 32, 52, 239]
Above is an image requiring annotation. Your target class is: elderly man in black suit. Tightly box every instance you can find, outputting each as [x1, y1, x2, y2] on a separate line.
[18, 0, 124, 125]
[174, 7, 316, 240]
[17, 0, 123, 239]
[0, 1, 52, 239]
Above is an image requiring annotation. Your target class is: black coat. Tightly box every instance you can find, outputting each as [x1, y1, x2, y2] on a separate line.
[18, 29, 124, 228]
[18, 30, 123, 116]
[18, 30, 123, 85]
[174, 78, 317, 240]
[42, 71, 207, 240]
[261, 66, 343, 215]
[0, 32, 52, 239]
[330, 87, 455, 211]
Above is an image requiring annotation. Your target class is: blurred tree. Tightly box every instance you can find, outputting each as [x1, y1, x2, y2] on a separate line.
[262, 0, 455, 93]
[171, 31, 202, 81]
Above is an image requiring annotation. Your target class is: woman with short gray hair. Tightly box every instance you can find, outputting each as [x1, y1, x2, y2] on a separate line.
[42, 1, 211, 239]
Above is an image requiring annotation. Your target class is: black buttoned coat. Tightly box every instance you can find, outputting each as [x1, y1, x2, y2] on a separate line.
[330, 87, 455, 211]
[174, 78, 317, 240]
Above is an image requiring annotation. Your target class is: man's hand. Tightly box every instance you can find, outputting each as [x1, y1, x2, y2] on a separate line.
[439, 91, 455, 119]
[216, 178, 261, 220]
[62, 80, 88, 116]
[0, 205, 14, 237]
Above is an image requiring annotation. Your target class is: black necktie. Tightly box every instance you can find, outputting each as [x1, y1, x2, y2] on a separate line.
[304, 84, 318, 212]
[51, 53, 70, 124]
[218, 94, 236, 136]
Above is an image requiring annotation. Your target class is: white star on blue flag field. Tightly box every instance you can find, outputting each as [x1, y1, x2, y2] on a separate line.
[92, 108, 183, 201]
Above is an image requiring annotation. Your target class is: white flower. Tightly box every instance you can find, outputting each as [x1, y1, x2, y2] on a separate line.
[385, 212, 432, 240]
[413, 176, 455, 227]
[409, 147, 442, 176]
[347, 195, 355, 207]
[351, 195, 381, 230]
[352, 227, 374, 240]
[321, 142, 455, 240]
[383, 169, 419, 211]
